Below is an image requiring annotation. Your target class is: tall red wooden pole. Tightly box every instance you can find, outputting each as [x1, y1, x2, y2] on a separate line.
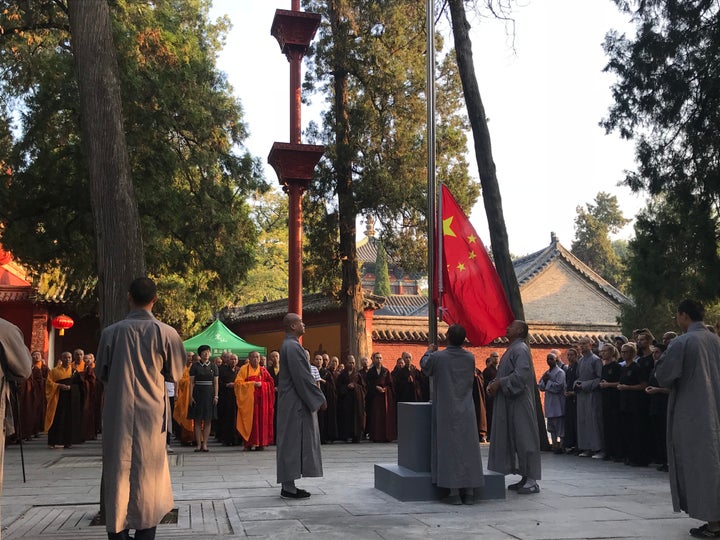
[269, 3, 324, 320]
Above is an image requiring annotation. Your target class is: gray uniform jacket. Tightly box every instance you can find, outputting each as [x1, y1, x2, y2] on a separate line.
[655, 322, 720, 522]
[487, 339, 541, 479]
[276, 333, 326, 483]
[96, 309, 186, 533]
[0, 318, 32, 507]
[421, 345, 485, 489]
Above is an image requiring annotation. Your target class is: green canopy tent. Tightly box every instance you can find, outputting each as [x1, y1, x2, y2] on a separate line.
[183, 319, 266, 358]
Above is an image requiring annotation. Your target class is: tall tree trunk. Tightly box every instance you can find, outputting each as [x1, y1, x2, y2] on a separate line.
[447, 0, 524, 320]
[67, 0, 146, 329]
[331, 2, 368, 360]
[446, 0, 550, 449]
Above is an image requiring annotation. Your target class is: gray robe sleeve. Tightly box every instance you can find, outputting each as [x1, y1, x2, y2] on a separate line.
[96, 327, 114, 384]
[287, 342, 325, 412]
[579, 356, 601, 392]
[499, 346, 533, 398]
[655, 338, 685, 388]
[419, 351, 435, 374]
[0, 320, 32, 381]
[542, 370, 566, 394]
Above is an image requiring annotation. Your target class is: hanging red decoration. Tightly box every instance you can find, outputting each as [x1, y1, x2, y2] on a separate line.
[51, 314, 74, 336]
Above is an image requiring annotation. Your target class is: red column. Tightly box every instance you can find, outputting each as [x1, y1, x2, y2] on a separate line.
[287, 182, 304, 315]
[289, 48, 302, 145]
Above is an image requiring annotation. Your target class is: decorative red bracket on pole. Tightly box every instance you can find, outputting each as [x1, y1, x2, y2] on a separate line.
[268, 3, 325, 317]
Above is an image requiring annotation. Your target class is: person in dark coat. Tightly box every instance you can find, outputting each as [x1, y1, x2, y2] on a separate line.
[482, 353, 499, 436]
[336, 356, 366, 443]
[563, 348, 579, 453]
[318, 355, 338, 443]
[365, 352, 397, 442]
[216, 353, 240, 446]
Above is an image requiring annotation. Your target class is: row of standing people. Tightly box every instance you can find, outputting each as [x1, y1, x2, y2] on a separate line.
[10, 348, 103, 449]
[539, 332, 673, 470]
[312, 350, 491, 445]
[172, 348, 275, 452]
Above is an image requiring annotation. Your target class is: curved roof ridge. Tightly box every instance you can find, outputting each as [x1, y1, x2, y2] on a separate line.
[554, 243, 631, 304]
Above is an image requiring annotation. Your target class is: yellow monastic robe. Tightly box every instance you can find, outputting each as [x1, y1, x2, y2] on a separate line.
[44, 364, 72, 431]
[234, 363, 260, 440]
[173, 366, 194, 433]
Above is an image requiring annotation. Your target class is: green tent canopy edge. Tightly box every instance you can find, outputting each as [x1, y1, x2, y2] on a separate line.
[183, 319, 266, 358]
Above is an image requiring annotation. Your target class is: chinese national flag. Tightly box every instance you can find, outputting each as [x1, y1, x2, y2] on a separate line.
[439, 185, 514, 346]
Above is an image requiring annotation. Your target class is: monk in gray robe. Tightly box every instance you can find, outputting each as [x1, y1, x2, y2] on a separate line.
[487, 320, 541, 494]
[96, 278, 186, 540]
[276, 313, 326, 499]
[0, 317, 32, 527]
[655, 299, 720, 539]
[420, 324, 484, 505]
[574, 337, 604, 457]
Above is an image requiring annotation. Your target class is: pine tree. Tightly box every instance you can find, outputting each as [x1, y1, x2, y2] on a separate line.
[373, 242, 391, 297]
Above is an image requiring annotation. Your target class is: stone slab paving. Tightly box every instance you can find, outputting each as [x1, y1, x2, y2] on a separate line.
[1, 436, 697, 539]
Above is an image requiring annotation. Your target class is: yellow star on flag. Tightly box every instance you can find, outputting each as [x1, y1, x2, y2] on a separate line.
[467, 234, 476, 244]
[456, 262, 466, 272]
[468, 251, 476, 260]
[443, 216, 457, 237]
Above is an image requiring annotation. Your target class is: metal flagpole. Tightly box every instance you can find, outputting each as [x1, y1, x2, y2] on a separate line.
[426, 0, 438, 346]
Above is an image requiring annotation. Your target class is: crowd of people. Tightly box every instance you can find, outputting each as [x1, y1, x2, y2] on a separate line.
[10, 348, 103, 449]
[537, 329, 684, 471]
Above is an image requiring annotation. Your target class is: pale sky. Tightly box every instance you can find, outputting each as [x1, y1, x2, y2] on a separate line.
[209, 0, 642, 257]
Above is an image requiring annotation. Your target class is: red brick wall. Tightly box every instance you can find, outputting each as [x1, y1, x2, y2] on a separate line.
[373, 342, 566, 377]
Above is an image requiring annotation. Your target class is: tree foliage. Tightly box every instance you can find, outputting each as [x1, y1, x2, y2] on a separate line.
[571, 191, 629, 289]
[604, 0, 720, 326]
[0, 0, 267, 334]
[373, 242, 391, 297]
[302, 0, 479, 284]
[299, 0, 478, 356]
[233, 190, 290, 306]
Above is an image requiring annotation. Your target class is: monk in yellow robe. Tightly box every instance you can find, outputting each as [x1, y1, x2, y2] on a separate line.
[45, 351, 84, 448]
[173, 355, 195, 444]
[235, 350, 275, 450]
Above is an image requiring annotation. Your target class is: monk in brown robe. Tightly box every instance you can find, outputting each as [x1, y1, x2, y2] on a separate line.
[365, 352, 397, 442]
[336, 356, 366, 442]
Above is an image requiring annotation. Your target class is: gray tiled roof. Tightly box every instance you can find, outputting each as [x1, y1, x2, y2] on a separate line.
[513, 237, 630, 305]
[374, 294, 428, 316]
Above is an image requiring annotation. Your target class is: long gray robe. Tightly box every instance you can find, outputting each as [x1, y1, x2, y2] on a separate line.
[488, 339, 541, 480]
[655, 322, 720, 522]
[0, 317, 32, 523]
[96, 309, 185, 533]
[420, 345, 484, 489]
[276, 333, 326, 483]
[576, 351, 603, 451]
[539, 365, 566, 419]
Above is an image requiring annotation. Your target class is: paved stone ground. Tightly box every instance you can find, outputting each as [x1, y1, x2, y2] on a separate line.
[1, 436, 698, 539]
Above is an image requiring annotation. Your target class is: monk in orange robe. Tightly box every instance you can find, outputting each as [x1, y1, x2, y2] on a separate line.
[235, 350, 274, 450]
[45, 351, 84, 448]
[173, 355, 195, 444]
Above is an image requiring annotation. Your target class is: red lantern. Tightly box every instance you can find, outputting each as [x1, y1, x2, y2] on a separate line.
[51, 314, 74, 336]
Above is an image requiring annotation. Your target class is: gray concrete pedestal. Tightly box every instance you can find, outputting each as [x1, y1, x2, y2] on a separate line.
[374, 402, 505, 501]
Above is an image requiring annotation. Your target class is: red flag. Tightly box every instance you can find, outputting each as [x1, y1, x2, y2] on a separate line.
[439, 185, 514, 345]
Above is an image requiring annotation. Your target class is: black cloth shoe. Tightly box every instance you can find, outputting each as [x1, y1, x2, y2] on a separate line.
[690, 524, 720, 538]
[517, 484, 540, 495]
[281, 488, 311, 499]
[507, 477, 527, 491]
